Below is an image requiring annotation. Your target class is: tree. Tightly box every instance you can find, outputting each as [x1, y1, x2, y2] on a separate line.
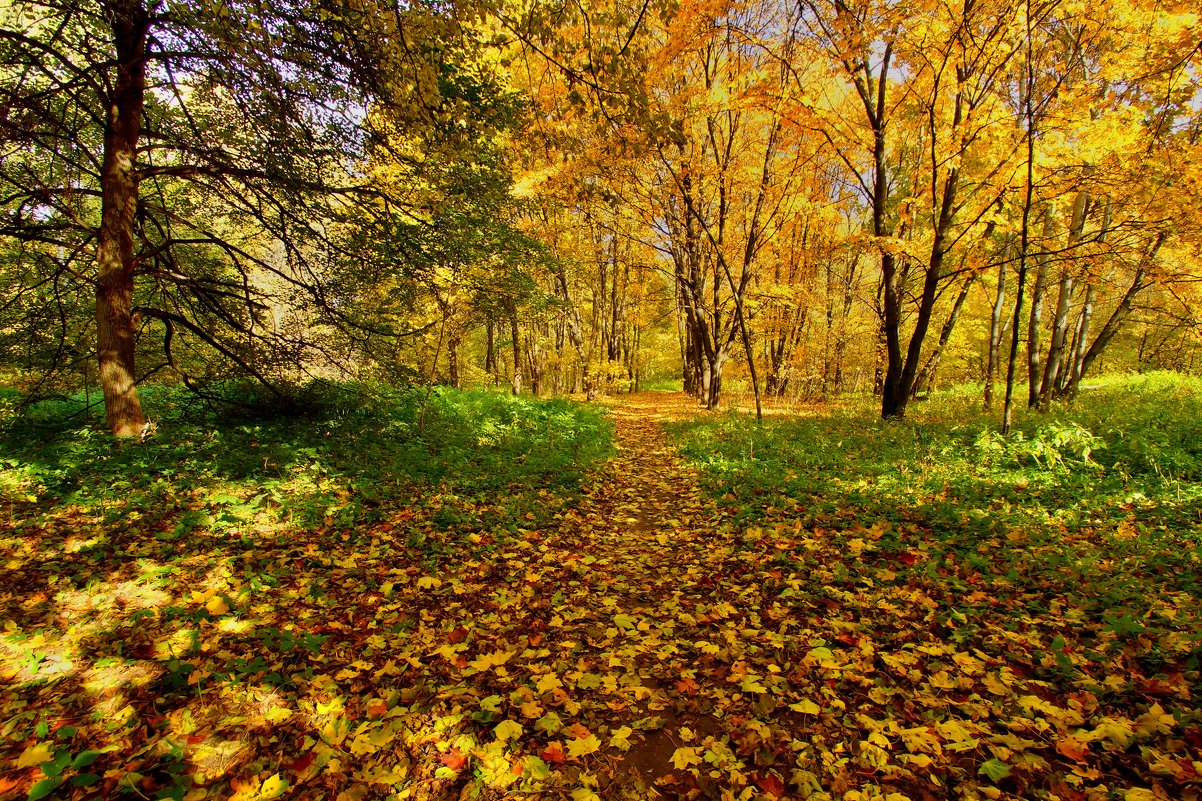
[1, 0, 507, 434]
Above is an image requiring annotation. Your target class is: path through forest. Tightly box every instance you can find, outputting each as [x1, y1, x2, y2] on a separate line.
[11, 391, 1191, 801]
[500, 391, 818, 799]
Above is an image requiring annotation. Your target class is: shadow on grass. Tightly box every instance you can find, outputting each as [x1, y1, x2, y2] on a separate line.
[0, 383, 614, 799]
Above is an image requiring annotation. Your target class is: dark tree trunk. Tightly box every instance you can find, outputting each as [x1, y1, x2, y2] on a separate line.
[96, 0, 149, 437]
[913, 272, 975, 398]
[883, 155, 961, 417]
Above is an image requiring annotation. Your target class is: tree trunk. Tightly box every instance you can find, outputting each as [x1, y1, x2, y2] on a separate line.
[1061, 199, 1110, 397]
[884, 159, 961, 417]
[1039, 191, 1088, 407]
[1074, 232, 1164, 383]
[485, 320, 496, 378]
[1003, 42, 1037, 435]
[983, 237, 1012, 409]
[508, 306, 521, 396]
[1025, 210, 1053, 407]
[96, 0, 149, 437]
[1062, 284, 1095, 396]
[913, 272, 975, 398]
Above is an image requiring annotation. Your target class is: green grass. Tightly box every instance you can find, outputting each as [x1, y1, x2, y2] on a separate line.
[667, 370, 1202, 655]
[0, 382, 614, 550]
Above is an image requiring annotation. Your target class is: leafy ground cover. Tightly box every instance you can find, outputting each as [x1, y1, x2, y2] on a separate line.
[0, 385, 613, 800]
[668, 371, 1202, 800]
[0, 376, 1199, 801]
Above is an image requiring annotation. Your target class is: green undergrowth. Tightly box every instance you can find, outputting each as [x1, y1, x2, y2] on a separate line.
[0, 385, 613, 799]
[0, 382, 614, 550]
[669, 370, 1202, 662]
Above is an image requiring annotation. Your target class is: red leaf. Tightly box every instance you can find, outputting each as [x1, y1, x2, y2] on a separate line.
[541, 743, 568, 764]
[754, 773, 785, 797]
[440, 748, 468, 771]
[291, 752, 315, 774]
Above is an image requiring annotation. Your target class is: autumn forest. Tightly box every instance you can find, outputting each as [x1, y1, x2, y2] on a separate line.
[1, 0, 1201, 799]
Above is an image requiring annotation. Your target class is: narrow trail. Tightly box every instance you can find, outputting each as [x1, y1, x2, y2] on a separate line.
[529, 392, 783, 798]
[7, 392, 1200, 801]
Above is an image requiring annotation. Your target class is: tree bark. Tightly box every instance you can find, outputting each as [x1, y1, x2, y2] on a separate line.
[983, 236, 1012, 409]
[1074, 232, 1164, 383]
[1039, 191, 1088, 407]
[96, 0, 149, 437]
[1025, 210, 1053, 407]
[913, 272, 976, 397]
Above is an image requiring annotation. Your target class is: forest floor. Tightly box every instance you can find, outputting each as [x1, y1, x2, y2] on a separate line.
[1, 385, 1200, 801]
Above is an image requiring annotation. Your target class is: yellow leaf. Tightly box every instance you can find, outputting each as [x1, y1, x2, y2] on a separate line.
[1091, 718, 1134, 749]
[982, 672, 1011, 695]
[901, 726, 942, 754]
[263, 706, 292, 724]
[567, 733, 601, 758]
[259, 773, 288, 799]
[1123, 790, 1158, 801]
[609, 725, 634, 751]
[789, 699, 821, 715]
[671, 746, 701, 770]
[468, 649, 515, 673]
[536, 673, 563, 693]
[206, 596, 230, 616]
[535, 711, 564, 733]
[1134, 704, 1175, 737]
[417, 576, 441, 589]
[494, 720, 523, 741]
[16, 742, 54, 768]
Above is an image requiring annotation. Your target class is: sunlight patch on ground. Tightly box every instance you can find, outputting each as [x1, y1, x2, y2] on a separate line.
[83, 659, 159, 694]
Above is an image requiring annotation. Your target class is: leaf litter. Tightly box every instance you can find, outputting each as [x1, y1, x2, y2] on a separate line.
[0, 391, 1199, 801]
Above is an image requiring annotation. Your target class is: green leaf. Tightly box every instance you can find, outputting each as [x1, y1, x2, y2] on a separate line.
[28, 776, 64, 801]
[979, 758, 1011, 782]
[71, 773, 101, 788]
[41, 748, 71, 778]
[613, 613, 636, 630]
[71, 750, 104, 770]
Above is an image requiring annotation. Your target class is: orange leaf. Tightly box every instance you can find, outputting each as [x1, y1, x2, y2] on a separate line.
[1056, 737, 1089, 762]
[541, 743, 568, 764]
[755, 773, 785, 797]
[440, 749, 467, 771]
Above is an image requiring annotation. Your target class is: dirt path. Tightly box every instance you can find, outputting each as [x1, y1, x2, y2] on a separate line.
[530, 392, 771, 798]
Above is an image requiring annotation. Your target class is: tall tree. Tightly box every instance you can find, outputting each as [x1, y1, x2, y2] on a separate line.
[1, 0, 506, 433]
